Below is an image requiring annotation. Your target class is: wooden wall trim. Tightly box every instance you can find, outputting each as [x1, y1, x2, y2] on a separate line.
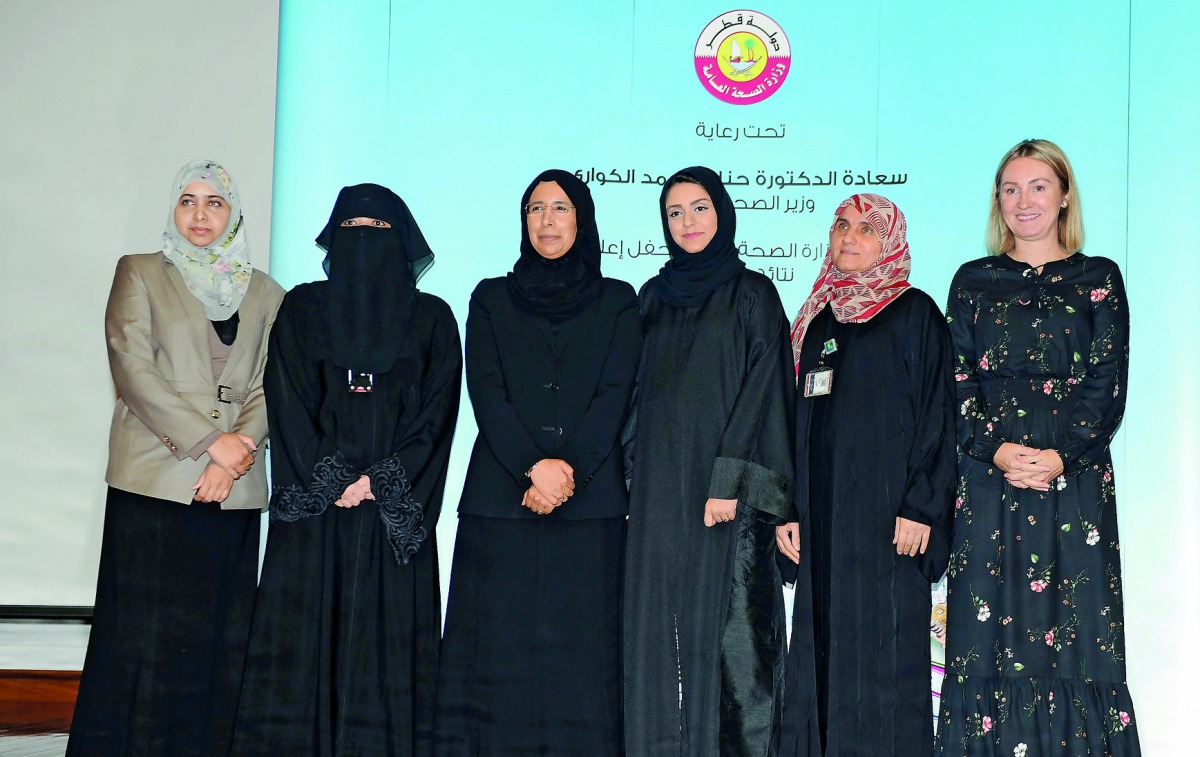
[0, 669, 80, 734]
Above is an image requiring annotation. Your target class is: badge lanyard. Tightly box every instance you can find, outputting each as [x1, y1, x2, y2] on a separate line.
[803, 318, 838, 398]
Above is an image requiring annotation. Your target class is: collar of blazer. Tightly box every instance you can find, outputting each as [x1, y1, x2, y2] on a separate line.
[162, 254, 263, 387]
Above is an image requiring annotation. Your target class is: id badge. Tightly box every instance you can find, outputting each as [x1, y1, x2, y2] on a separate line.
[348, 370, 374, 393]
[803, 367, 833, 397]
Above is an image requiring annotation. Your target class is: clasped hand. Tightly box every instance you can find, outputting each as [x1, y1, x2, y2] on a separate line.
[336, 475, 374, 508]
[207, 432, 258, 479]
[193, 432, 257, 503]
[525, 459, 574, 515]
[993, 442, 1064, 491]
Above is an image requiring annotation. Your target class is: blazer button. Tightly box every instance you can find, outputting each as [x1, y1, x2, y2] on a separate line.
[210, 409, 221, 419]
[546, 381, 560, 391]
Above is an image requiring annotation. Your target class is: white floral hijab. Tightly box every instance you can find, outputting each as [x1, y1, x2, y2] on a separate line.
[161, 160, 251, 320]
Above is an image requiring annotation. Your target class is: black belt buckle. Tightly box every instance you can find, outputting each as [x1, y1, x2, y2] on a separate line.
[348, 370, 374, 393]
[217, 384, 236, 404]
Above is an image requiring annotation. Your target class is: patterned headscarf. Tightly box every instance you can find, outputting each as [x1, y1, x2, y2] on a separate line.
[161, 160, 251, 320]
[789, 193, 912, 369]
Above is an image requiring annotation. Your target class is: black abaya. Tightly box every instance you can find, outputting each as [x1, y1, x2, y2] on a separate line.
[780, 290, 956, 757]
[624, 268, 794, 757]
[231, 282, 461, 756]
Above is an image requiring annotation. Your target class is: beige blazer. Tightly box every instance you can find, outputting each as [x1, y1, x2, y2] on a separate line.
[104, 252, 285, 509]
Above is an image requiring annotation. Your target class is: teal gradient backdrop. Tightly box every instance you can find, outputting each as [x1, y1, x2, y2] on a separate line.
[271, 2, 1196, 749]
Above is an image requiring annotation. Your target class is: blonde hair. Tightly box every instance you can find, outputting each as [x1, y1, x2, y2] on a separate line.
[986, 139, 1084, 255]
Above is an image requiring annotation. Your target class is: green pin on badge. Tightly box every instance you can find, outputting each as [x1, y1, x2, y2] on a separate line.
[823, 338, 838, 355]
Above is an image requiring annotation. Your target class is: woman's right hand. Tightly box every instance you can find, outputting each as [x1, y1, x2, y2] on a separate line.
[335, 475, 374, 508]
[207, 433, 258, 479]
[703, 497, 738, 527]
[529, 459, 575, 506]
[192, 464, 234, 503]
[993, 442, 1053, 491]
[776, 522, 800, 564]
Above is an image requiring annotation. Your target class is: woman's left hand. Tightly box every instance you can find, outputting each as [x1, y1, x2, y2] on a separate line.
[776, 522, 800, 564]
[522, 486, 558, 515]
[703, 497, 738, 527]
[192, 464, 234, 503]
[1028, 448, 1064, 483]
[893, 517, 931, 557]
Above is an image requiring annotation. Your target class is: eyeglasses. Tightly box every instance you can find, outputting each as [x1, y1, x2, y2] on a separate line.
[524, 203, 575, 217]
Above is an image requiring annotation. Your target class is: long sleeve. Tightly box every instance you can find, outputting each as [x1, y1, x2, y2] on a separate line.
[264, 290, 357, 519]
[368, 302, 462, 536]
[707, 280, 796, 521]
[105, 255, 218, 457]
[895, 295, 958, 581]
[464, 289, 549, 483]
[1055, 262, 1129, 473]
[946, 266, 1004, 464]
[620, 380, 638, 488]
[557, 295, 641, 485]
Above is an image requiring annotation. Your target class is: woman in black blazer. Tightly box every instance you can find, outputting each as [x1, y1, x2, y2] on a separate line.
[435, 169, 640, 756]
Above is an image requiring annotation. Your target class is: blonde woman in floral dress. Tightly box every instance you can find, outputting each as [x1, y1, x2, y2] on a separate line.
[935, 139, 1140, 755]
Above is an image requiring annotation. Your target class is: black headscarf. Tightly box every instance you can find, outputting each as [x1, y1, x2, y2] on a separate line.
[653, 165, 745, 307]
[315, 183, 435, 373]
[506, 169, 603, 320]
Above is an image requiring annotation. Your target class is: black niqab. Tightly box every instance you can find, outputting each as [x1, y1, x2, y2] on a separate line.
[316, 183, 435, 373]
[506, 169, 602, 321]
[653, 165, 746, 307]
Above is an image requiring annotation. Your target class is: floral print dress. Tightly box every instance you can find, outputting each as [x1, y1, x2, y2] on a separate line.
[935, 253, 1140, 756]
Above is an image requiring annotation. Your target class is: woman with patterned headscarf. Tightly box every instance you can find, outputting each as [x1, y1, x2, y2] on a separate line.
[68, 161, 284, 757]
[434, 169, 640, 756]
[776, 193, 957, 756]
[623, 166, 794, 757]
[232, 184, 462, 755]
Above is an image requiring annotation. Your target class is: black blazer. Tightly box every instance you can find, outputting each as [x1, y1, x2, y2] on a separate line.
[458, 277, 641, 519]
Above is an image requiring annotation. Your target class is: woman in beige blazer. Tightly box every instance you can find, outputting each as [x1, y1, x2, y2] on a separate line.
[68, 161, 284, 757]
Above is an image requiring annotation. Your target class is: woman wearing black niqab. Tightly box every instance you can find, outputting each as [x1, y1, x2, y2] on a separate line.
[434, 170, 640, 756]
[623, 166, 795, 756]
[232, 184, 462, 756]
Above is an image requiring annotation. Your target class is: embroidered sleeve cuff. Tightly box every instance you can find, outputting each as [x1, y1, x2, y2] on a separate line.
[269, 453, 361, 522]
[365, 456, 427, 566]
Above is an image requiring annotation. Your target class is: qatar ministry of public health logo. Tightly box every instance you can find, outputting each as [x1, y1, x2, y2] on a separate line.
[694, 10, 790, 105]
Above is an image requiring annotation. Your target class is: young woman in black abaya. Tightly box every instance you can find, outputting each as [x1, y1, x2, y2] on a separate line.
[776, 193, 957, 756]
[623, 166, 795, 757]
[434, 169, 640, 756]
[231, 184, 461, 756]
